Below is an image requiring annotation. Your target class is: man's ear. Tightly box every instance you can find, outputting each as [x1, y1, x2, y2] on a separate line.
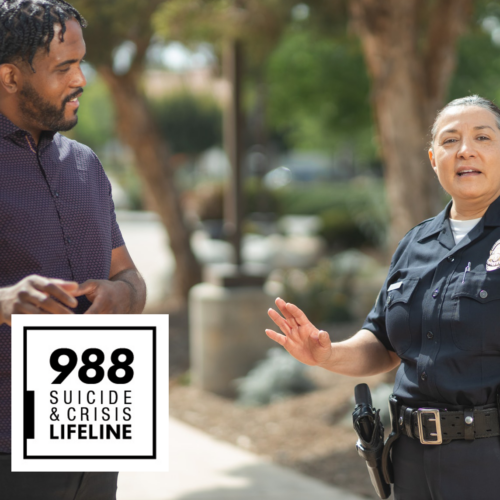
[0, 63, 22, 94]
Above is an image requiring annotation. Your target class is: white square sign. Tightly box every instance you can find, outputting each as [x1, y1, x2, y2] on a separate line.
[11, 314, 168, 472]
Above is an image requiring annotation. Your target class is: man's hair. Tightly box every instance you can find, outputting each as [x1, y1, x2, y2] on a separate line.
[0, 0, 86, 69]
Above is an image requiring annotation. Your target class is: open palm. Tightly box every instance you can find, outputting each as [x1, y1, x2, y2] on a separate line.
[266, 297, 333, 367]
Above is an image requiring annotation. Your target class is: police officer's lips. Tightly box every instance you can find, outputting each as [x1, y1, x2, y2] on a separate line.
[456, 166, 482, 177]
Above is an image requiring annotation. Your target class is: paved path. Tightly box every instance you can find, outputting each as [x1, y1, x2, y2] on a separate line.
[117, 418, 365, 500]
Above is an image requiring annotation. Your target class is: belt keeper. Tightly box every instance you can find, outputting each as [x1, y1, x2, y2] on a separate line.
[404, 407, 414, 439]
[464, 408, 475, 440]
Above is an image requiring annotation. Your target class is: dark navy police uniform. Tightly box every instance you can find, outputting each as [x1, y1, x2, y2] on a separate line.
[363, 196, 500, 499]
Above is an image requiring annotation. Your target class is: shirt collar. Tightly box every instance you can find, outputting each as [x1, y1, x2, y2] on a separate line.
[0, 113, 56, 143]
[417, 194, 500, 243]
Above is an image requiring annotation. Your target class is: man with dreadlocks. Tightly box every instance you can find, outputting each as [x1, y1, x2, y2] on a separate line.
[0, 1, 147, 498]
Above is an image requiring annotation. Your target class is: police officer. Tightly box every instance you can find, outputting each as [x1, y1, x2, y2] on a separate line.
[266, 95, 500, 499]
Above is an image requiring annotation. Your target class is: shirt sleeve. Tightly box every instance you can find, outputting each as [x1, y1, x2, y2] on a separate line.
[91, 150, 125, 250]
[361, 269, 395, 352]
[361, 232, 413, 352]
[108, 178, 125, 250]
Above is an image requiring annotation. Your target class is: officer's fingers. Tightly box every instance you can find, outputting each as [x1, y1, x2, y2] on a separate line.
[265, 329, 287, 347]
[35, 282, 78, 308]
[285, 302, 311, 327]
[268, 308, 291, 335]
[275, 297, 295, 321]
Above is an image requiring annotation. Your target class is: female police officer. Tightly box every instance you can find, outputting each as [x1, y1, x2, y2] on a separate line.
[266, 95, 500, 499]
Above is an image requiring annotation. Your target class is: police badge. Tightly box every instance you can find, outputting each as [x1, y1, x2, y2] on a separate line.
[486, 240, 500, 271]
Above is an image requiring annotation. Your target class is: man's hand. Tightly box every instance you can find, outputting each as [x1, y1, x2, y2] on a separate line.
[75, 279, 134, 314]
[266, 297, 334, 367]
[0, 275, 79, 326]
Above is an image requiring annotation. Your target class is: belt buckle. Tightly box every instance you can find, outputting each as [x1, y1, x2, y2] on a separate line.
[417, 408, 442, 445]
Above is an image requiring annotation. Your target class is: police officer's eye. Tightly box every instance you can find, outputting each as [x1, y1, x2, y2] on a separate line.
[477, 135, 490, 141]
[442, 138, 457, 145]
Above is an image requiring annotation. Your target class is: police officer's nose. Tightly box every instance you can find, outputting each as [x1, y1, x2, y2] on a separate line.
[457, 140, 477, 160]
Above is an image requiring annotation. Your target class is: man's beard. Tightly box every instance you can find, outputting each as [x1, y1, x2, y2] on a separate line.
[19, 81, 82, 132]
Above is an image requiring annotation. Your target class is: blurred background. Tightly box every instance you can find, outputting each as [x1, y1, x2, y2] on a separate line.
[66, 1, 499, 498]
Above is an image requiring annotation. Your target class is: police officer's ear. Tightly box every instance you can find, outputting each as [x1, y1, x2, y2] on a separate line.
[428, 148, 438, 175]
[0, 62, 22, 95]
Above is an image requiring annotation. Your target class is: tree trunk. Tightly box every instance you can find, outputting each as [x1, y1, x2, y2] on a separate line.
[349, 0, 473, 250]
[99, 66, 202, 302]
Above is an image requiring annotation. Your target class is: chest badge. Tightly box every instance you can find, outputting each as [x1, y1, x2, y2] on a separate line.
[486, 240, 500, 271]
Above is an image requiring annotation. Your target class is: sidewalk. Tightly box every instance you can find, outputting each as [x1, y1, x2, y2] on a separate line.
[117, 418, 365, 500]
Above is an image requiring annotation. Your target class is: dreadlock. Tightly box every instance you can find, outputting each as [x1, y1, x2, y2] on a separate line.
[0, 0, 86, 70]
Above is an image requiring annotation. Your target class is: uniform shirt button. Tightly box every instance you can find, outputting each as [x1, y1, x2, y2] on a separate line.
[421, 372, 428, 381]
[66, 237, 72, 244]
[386, 296, 391, 305]
[427, 331, 434, 339]
[447, 256, 455, 262]
[54, 191, 59, 198]
[432, 289, 439, 298]
[480, 290, 488, 299]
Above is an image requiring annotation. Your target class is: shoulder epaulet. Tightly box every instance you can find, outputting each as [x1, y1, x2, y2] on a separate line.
[402, 216, 436, 238]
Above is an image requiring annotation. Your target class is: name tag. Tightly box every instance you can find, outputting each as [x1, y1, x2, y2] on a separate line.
[388, 282, 403, 291]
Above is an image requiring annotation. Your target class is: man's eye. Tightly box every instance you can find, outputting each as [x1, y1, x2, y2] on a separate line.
[59, 67, 70, 73]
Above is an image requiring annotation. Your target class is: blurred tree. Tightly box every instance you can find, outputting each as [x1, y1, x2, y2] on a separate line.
[349, 0, 474, 248]
[150, 92, 222, 156]
[70, 0, 202, 302]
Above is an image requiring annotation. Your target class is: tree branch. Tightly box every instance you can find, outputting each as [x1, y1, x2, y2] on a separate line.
[423, 0, 474, 104]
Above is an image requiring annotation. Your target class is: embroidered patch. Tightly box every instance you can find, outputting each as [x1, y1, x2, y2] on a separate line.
[486, 240, 500, 271]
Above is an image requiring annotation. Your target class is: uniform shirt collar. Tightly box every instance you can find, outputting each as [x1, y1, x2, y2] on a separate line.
[417, 195, 500, 244]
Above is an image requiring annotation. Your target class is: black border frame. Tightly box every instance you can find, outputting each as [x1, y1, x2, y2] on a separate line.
[23, 326, 157, 460]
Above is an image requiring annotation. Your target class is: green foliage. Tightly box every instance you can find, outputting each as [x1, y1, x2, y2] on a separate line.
[274, 180, 388, 249]
[149, 92, 222, 155]
[281, 250, 383, 324]
[67, 75, 115, 152]
[154, 0, 291, 65]
[265, 27, 375, 157]
[70, 0, 163, 67]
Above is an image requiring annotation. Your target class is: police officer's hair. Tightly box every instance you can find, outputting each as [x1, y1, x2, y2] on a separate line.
[431, 95, 500, 147]
[0, 0, 86, 71]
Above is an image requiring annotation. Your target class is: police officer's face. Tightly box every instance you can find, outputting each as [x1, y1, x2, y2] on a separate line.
[429, 106, 500, 211]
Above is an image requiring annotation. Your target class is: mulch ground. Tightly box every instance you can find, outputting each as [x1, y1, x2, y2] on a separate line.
[167, 313, 392, 499]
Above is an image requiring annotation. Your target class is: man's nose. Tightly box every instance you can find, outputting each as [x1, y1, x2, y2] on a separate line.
[73, 66, 87, 88]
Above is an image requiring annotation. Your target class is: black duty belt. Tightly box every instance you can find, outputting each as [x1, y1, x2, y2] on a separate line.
[398, 405, 500, 444]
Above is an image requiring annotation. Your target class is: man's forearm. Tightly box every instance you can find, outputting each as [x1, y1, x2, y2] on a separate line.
[319, 329, 400, 377]
[110, 269, 147, 314]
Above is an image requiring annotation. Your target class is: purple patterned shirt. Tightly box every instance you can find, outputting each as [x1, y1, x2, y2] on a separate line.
[0, 113, 125, 452]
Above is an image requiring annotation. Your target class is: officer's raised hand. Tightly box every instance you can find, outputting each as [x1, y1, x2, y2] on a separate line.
[266, 297, 333, 366]
[0, 275, 79, 325]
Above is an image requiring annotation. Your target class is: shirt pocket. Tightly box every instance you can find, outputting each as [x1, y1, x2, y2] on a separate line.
[451, 272, 500, 352]
[385, 277, 419, 355]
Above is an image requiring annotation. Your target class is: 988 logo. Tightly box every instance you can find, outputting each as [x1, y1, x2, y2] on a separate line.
[50, 348, 134, 385]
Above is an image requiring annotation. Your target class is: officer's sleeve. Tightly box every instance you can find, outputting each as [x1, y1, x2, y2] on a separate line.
[361, 234, 411, 353]
[361, 270, 394, 352]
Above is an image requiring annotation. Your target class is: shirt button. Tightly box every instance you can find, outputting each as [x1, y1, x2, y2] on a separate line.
[421, 372, 428, 381]
[386, 296, 392, 305]
[447, 256, 455, 262]
[66, 237, 72, 244]
[432, 289, 439, 298]
[480, 290, 488, 299]
[427, 331, 434, 339]
[54, 191, 59, 197]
